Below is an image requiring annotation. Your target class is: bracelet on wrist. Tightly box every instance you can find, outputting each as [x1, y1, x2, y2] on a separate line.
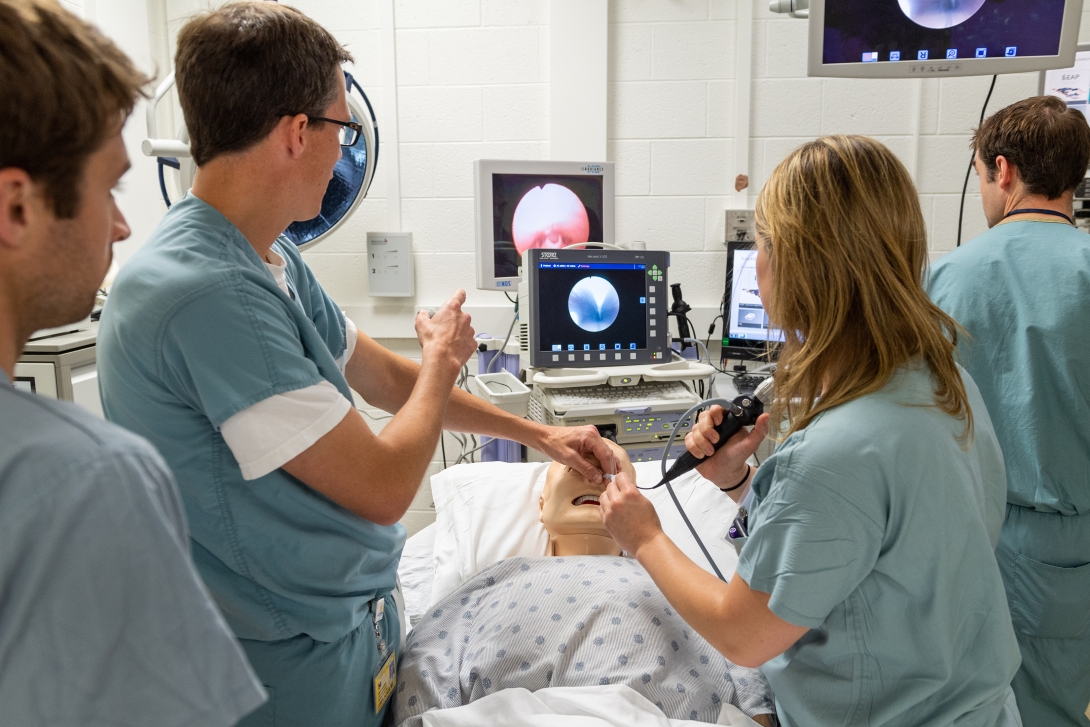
[720, 464, 752, 493]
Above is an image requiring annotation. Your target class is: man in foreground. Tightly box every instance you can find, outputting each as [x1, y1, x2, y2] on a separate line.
[0, 0, 265, 724]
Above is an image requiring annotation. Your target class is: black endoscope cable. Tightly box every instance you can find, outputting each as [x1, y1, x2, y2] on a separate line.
[638, 378, 776, 583]
[956, 74, 998, 248]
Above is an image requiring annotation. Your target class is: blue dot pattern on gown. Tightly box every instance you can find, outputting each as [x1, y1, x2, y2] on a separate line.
[392, 556, 774, 726]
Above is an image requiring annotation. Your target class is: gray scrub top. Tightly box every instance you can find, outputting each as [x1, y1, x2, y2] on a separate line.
[737, 365, 1020, 726]
[0, 371, 265, 726]
[97, 193, 405, 644]
[927, 220, 1090, 515]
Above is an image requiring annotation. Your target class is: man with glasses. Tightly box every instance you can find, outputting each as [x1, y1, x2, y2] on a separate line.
[97, 4, 616, 726]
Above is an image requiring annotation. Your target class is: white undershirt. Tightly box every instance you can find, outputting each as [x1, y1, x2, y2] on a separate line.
[219, 249, 358, 481]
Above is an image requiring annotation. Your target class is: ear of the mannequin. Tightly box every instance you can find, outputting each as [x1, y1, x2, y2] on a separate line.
[539, 441, 634, 557]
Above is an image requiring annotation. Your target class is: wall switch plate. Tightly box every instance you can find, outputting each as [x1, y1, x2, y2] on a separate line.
[725, 210, 755, 244]
[367, 232, 414, 297]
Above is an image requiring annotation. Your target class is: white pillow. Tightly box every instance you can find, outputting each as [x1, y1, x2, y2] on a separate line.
[430, 460, 741, 604]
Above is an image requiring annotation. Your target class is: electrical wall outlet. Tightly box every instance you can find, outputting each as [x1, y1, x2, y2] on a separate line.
[725, 210, 755, 244]
[367, 232, 415, 297]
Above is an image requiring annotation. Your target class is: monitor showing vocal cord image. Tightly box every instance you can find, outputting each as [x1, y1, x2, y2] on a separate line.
[474, 160, 615, 291]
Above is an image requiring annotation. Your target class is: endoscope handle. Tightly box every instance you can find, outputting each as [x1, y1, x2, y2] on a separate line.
[659, 377, 776, 485]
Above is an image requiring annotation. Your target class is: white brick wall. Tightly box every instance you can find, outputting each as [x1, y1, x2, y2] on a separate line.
[150, 0, 1090, 535]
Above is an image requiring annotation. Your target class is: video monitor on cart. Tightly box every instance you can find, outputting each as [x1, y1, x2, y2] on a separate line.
[522, 248, 671, 369]
[722, 241, 784, 363]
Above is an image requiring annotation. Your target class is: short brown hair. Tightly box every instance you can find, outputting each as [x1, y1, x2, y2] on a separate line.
[973, 95, 1090, 200]
[176, 2, 352, 166]
[0, 0, 147, 218]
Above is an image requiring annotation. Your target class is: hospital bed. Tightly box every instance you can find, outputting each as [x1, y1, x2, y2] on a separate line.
[394, 461, 776, 727]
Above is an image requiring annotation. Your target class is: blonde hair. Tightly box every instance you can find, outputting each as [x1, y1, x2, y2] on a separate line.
[755, 135, 972, 443]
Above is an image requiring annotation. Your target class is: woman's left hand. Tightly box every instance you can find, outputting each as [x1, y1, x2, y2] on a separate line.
[599, 471, 665, 557]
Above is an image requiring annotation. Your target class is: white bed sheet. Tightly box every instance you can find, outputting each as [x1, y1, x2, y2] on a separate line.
[399, 522, 437, 627]
[415, 685, 762, 727]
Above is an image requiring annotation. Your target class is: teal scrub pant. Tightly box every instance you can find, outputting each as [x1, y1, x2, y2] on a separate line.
[237, 593, 401, 727]
[996, 505, 1090, 727]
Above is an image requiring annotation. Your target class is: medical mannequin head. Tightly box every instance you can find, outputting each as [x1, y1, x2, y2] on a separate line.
[0, 0, 145, 377]
[540, 440, 634, 557]
[971, 96, 1090, 228]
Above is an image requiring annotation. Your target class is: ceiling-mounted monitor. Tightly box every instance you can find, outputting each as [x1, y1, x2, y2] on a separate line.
[808, 0, 1084, 78]
[474, 159, 615, 291]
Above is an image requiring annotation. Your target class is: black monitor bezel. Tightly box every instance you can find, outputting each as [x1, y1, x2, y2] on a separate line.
[525, 248, 671, 369]
[722, 240, 779, 364]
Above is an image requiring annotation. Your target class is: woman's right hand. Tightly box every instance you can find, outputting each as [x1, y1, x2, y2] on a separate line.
[685, 408, 770, 488]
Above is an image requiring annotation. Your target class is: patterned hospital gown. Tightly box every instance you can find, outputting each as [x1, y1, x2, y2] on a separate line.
[393, 556, 775, 726]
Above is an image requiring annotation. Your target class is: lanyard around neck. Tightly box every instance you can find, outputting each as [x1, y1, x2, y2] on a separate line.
[1001, 208, 1074, 225]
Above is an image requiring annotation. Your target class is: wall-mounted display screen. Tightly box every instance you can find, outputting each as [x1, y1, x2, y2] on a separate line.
[492, 174, 606, 281]
[808, 0, 1081, 78]
[474, 160, 615, 291]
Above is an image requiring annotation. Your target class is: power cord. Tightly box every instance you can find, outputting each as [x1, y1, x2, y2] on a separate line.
[956, 74, 997, 248]
[486, 298, 519, 374]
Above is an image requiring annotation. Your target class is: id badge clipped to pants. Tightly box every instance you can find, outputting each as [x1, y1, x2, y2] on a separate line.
[372, 596, 397, 714]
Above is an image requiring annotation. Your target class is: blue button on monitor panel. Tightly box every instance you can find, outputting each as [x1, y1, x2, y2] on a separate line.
[583, 344, 590, 351]
[976, 47, 988, 58]
[567, 344, 574, 351]
[552, 344, 561, 351]
[918, 50, 929, 60]
[946, 49, 957, 59]
[629, 343, 636, 350]
[862, 52, 878, 63]
[614, 343, 622, 350]
[640, 297, 646, 304]
[599, 343, 606, 350]
[890, 51, 901, 61]
[1005, 46, 1018, 57]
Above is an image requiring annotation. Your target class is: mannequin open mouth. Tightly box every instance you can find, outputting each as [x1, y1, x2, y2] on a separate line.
[572, 495, 601, 507]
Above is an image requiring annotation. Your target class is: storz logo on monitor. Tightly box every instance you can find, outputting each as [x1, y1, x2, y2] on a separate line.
[540, 251, 559, 259]
[580, 164, 604, 175]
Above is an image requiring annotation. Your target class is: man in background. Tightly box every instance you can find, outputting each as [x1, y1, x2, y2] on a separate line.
[928, 95, 1090, 726]
[0, 1, 265, 723]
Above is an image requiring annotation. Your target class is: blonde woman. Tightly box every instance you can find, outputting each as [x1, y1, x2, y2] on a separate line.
[599, 136, 1023, 726]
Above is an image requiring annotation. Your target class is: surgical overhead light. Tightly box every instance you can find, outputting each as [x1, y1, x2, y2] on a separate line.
[141, 70, 379, 251]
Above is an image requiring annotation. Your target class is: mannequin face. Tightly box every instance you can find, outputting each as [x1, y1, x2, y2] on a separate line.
[540, 440, 634, 538]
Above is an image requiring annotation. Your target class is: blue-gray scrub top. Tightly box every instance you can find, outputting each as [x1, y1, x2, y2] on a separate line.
[0, 371, 265, 725]
[736, 365, 1020, 727]
[927, 220, 1090, 515]
[98, 193, 405, 643]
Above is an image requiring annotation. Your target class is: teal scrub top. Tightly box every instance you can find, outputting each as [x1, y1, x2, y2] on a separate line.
[736, 365, 1020, 727]
[98, 193, 405, 643]
[927, 221, 1090, 516]
[0, 371, 266, 725]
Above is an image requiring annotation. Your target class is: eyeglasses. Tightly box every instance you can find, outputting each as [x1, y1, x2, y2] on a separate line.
[281, 112, 363, 147]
